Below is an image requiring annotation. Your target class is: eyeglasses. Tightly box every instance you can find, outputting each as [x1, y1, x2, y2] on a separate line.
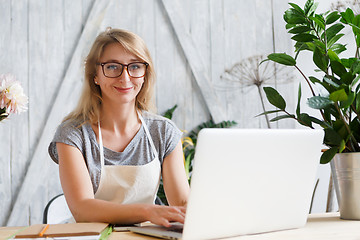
[97, 62, 148, 78]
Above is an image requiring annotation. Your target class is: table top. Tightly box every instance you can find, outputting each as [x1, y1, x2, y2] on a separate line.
[1, 212, 359, 240]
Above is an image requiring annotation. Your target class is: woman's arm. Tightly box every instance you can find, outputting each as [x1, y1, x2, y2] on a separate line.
[162, 140, 190, 206]
[57, 142, 185, 226]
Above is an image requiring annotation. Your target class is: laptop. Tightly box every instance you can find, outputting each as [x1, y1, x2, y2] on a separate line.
[130, 128, 324, 240]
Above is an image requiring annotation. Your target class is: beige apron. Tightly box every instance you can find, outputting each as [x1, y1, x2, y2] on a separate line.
[94, 112, 161, 204]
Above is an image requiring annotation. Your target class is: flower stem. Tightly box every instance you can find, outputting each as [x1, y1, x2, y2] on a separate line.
[257, 85, 271, 129]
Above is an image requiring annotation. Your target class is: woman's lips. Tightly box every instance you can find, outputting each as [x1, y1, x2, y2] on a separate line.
[114, 86, 133, 93]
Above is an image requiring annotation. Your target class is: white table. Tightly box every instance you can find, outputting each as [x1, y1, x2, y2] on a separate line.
[224, 212, 360, 240]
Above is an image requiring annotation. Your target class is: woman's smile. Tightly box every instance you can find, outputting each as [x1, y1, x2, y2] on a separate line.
[114, 86, 133, 93]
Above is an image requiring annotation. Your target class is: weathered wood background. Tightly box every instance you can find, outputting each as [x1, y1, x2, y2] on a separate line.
[0, 0, 340, 226]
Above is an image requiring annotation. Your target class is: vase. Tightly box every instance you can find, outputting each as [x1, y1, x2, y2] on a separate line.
[331, 152, 360, 220]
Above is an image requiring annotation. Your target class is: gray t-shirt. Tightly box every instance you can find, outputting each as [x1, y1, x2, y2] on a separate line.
[48, 111, 182, 193]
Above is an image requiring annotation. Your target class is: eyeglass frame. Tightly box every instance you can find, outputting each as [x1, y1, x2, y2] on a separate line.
[96, 62, 149, 78]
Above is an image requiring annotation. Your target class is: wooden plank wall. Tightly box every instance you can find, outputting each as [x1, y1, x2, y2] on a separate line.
[0, 0, 301, 226]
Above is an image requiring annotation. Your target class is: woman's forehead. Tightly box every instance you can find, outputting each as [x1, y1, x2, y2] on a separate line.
[100, 42, 140, 62]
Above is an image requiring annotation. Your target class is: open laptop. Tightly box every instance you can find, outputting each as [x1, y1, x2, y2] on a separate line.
[130, 128, 324, 240]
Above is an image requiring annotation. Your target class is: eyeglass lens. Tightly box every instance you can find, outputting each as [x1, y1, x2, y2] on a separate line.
[102, 62, 147, 78]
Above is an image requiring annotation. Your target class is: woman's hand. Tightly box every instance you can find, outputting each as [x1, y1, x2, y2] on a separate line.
[145, 205, 187, 227]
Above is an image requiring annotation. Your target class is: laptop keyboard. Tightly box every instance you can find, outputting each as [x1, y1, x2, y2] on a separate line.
[168, 223, 183, 233]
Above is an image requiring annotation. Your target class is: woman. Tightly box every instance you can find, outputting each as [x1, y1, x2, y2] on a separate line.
[48, 28, 190, 227]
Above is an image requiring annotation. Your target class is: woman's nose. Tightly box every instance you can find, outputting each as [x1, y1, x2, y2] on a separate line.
[118, 67, 131, 82]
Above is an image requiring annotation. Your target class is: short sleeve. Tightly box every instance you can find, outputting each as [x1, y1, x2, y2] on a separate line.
[48, 121, 84, 164]
[163, 119, 183, 159]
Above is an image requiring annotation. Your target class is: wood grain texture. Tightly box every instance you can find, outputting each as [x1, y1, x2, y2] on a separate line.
[6, 0, 110, 226]
[161, 0, 227, 123]
[0, 0, 325, 226]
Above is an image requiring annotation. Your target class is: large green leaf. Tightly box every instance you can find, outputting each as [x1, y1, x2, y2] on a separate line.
[292, 33, 317, 42]
[329, 89, 348, 102]
[270, 114, 295, 122]
[284, 9, 306, 24]
[256, 109, 283, 117]
[325, 11, 341, 24]
[351, 15, 360, 35]
[267, 53, 296, 66]
[326, 23, 345, 44]
[330, 43, 347, 54]
[340, 72, 354, 85]
[320, 147, 338, 164]
[323, 76, 340, 88]
[341, 57, 358, 68]
[327, 34, 344, 48]
[263, 87, 286, 110]
[285, 23, 297, 29]
[310, 116, 328, 127]
[303, 42, 316, 51]
[313, 47, 328, 72]
[298, 113, 313, 127]
[333, 120, 349, 141]
[288, 26, 311, 34]
[313, 39, 326, 51]
[309, 14, 325, 30]
[309, 76, 321, 84]
[340, 8, 354, 24]
[324, 128, 343, 146]
[307, 96, 333, 109]
[339, 91, 355, 108]
[304, 0, 314, 15]
[163, 104, 178, 119]
[350, 59, 360, 74]
[304, 0, 318, 17]
[330, 60, 347, 77]
[288, 3, 304, 14]
[327, 49, 341, 62]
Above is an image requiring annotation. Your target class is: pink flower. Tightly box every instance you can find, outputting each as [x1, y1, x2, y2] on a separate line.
[0, 74, 28, 119]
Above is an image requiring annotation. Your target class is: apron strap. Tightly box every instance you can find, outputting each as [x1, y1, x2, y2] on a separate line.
[98, 120, 105, 166]
[138, 111, 159, 160]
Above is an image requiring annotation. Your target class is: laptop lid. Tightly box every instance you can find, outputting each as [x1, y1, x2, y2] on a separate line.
[182, 128, 323, 240]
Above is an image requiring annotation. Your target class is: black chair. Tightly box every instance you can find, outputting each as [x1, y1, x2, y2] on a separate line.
[43, 194, 73, 224]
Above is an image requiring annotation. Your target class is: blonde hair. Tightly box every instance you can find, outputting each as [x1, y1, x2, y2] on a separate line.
[63, 28, 156, 124]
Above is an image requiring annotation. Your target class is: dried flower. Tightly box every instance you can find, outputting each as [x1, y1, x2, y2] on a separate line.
[0, 74, 28, 121]
[330, 0, 360, 15]
[219, 55, 294, 128]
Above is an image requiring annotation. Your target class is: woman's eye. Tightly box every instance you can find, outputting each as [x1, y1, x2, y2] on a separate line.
[106, 64, 119, 70]
[129, 64, 141, 70]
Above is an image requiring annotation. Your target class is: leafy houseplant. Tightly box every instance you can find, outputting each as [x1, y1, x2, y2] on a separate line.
[157, 105, 237, 205]
[261, 0, 360, 164]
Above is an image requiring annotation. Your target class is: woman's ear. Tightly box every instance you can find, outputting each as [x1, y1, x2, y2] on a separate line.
[94, 76, 99, 85]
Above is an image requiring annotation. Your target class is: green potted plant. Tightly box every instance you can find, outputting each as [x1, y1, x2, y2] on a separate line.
[260, 0, 360, 219]
[157, 105, 237, 205]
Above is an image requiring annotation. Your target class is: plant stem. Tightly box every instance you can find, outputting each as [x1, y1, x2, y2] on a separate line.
[294, 65, 328, 124]
[257, 85, 271, 129]
[295, 65, 316, 96]
[283, 109, 315, 129]
[351, 104, 360, 122]
[334, 103, 358, 151]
